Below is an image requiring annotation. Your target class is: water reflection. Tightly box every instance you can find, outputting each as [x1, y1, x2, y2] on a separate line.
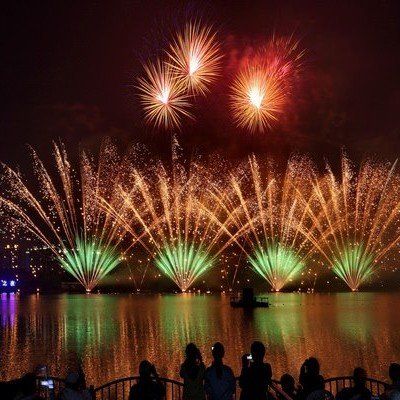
[0, 293, 399, 385]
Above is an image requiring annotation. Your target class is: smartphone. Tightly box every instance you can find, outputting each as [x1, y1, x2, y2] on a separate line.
[40, 379, 54, 389]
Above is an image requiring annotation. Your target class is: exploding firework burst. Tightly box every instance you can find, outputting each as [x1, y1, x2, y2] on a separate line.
[137, 59, 193, 130]
[230, 35, 304, 133]
[0, 140, 132, 292]
[103, 139, 231, 292]
[167, 20, 222, 96]
[308, 156, 400, 291]
[230, 66, 285, 133]
[210, 156, 315, 291]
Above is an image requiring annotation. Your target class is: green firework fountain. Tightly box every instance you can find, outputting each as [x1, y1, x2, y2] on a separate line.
[331, 243, 374, 291]
[58, 236, 121, 292]
[154, 241, 214, 291]
[248, 242, 305, 291]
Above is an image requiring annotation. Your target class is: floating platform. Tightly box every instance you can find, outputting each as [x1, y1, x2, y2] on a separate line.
[230, 288, 269, 308]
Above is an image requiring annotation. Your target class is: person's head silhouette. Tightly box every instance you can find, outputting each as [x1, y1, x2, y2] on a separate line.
[212, 342, 225, 362]
[19, 373, 37, 396]
[250, 341, 266, 363]
[307, 358, 320, 376]
[185, 343, 202, 362]
[353, 367, 367, 387]
[281, 373, 296, 394]
[139, 360, 154, 380]
[389, 363, 400, 384]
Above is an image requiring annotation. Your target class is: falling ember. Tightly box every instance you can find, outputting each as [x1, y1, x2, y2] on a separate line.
[308, 155, 400, 291]
[137, 59, 193, 130]
[0, 140, 131, 292]
[167, 21, 222, 96]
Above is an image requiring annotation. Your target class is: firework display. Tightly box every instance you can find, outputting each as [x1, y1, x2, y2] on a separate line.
[230, 66, 285, 133]
[136, 17, 304, 133]
[307, 156, 400, 291]
[1, 141, 400, 292]
[102, 139, 232, 292]
[58, 236, 121, 292]
[137, 59, 193, 130]
[0, 140, 132, 292]
[167, 21, 222, 96]
[208, 156, 314, 291]
[230, 36, 304, 133]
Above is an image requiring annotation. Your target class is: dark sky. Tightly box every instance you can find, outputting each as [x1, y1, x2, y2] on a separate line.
[1, 0, 400, 167]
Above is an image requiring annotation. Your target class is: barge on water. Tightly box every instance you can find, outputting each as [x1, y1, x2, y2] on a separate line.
[230, 288, 269, 308]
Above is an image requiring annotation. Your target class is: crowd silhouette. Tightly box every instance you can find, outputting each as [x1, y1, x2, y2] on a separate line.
[1, 342, 400, 400]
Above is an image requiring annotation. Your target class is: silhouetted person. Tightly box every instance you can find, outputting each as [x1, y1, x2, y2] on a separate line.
[129, 361, 165, 400]
[239, 341, 272, 400]
[180, 343, 206, 400]
[336, 368, 371, 400]
[305, 375, 333, 400]
[14, 373, 44, 400]
[59, 372, 90, 400]
[298, 358, 324, 400]
[204, 342, 236, 400]
[382, 363, 400, 400]
[280, 374, 297, 400]
[0, 379, 19, 400]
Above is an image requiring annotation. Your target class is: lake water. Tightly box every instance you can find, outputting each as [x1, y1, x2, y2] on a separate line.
[0, 292, 399, 386]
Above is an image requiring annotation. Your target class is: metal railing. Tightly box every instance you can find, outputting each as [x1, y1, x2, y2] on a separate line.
[92, 376, 183, 400]
[36, 375, 389, 400]
[324, 376, 388, 397]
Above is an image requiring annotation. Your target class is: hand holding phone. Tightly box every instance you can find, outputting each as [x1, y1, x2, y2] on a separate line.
[41, 379, 54, 390]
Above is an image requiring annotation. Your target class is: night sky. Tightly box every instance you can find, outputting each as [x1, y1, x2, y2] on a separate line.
[2, 0, 400, 167]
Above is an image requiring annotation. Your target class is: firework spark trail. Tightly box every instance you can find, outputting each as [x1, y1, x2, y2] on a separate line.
[0, 140, 133, 292]
[104, 139, 233, 291]
[137, 59, 193, 130]
[230, 36, 304, 133]
[167, 20, 222, 96]
[208, 156, 315, 291]
[307, 155, 400, 291]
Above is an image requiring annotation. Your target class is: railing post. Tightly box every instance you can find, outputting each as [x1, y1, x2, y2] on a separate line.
[90, 384, 95, 400]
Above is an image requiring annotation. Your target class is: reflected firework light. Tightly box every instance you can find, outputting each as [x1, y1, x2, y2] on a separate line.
[137, 59, 193, 130]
